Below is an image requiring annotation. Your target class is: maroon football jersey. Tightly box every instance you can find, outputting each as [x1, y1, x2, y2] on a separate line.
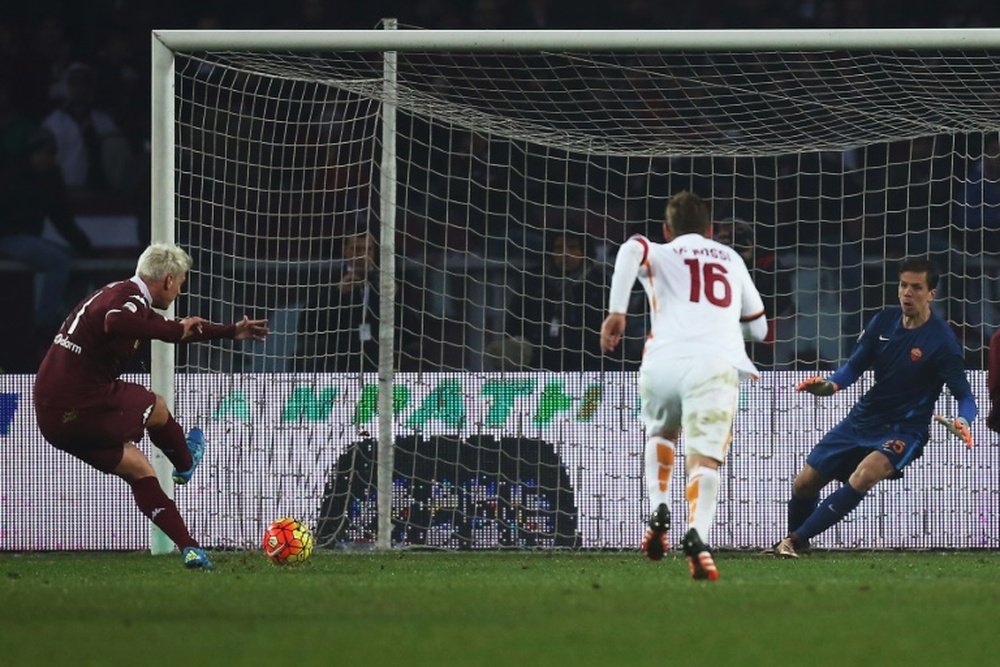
[34, 277, 184, 406]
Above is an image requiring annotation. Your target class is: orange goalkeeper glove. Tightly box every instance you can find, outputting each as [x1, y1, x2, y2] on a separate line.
[795, 377, 839, 397]
[934, 414, 973, 449]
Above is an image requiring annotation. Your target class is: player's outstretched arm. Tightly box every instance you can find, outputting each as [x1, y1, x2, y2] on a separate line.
[795, 376, 839, 397]
[178, 316, 208, 340]
[933, 414, 974, 449]
[234, 315, 269, 341]
[177, 315, 268, 342]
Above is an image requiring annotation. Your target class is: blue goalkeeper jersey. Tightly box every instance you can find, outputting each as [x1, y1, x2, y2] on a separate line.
[829, 306, 976, 432]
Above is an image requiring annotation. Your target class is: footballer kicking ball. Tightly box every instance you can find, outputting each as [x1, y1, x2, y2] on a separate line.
[262, 517, 314, 565]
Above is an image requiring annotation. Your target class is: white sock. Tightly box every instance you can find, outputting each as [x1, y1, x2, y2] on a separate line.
[685, 466, 721, 543]
[645, 437, 675, 511]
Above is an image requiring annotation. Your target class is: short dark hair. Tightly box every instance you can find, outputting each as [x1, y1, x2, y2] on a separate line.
[898, 257, 939, 290]
[665, 191, 711, 236]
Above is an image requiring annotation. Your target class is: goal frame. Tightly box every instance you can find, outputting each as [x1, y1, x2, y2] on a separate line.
[149, 27, 1000, 554]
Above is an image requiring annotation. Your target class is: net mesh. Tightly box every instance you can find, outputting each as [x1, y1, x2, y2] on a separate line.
[162, 41, 999, 551]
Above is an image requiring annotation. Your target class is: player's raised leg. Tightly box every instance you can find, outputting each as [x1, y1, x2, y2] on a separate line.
[144, 395, 205, 485]
[172, 427, 206, 485]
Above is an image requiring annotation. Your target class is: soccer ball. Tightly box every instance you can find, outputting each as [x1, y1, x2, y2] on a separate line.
[262, 517, 314, 564]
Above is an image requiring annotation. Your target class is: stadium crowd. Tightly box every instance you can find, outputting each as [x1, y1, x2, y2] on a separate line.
[1, 1, 998, 373]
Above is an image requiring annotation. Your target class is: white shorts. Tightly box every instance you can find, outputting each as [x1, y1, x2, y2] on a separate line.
[639, 355, 740, 462]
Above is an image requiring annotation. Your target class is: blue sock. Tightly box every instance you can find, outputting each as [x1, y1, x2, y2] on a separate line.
[794, 484, 866, 541]
[788, 494, 819, 534]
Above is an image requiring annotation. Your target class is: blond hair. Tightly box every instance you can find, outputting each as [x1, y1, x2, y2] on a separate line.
[136, 243, 193, 281]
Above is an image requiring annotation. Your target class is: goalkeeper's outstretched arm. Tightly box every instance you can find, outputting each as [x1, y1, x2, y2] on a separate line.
[935, 351, 978, 448]
[796, 312, 884, 396]
[933, 414, 974, 449]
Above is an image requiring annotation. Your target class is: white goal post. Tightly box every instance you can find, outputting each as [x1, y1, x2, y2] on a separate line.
[149, 28, 1000, 555]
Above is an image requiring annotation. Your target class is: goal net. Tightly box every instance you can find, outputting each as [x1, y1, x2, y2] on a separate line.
[152, 28, 998, 552]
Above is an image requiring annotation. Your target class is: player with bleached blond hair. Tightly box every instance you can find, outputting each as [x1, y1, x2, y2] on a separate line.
[33, 243, 269, 570]
[600, 191, 767, 581]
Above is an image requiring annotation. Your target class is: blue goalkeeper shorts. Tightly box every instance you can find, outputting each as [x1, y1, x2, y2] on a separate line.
[805, 418, 929, 483]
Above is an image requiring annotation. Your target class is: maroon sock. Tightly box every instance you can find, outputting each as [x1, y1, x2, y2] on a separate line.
[147, 414, 192, 472]
[130, 476, 198, 549]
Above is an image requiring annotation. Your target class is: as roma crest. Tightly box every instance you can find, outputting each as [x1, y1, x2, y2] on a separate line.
[910, 347, 923, 362]
[882, 439, 906, 455]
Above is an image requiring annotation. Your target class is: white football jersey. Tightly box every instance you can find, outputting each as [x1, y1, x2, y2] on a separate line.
[608, 232, 766, 379]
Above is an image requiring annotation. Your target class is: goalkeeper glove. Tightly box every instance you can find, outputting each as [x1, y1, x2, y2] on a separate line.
[795, 377, 839, 397]
[934, 414, 974, 449]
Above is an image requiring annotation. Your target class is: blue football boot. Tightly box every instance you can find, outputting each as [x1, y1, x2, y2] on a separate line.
[182, 546, 214, 570]
[172, 427, 206, 485]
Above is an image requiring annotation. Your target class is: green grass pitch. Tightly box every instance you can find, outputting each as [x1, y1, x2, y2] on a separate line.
[2, 550, 998, 666]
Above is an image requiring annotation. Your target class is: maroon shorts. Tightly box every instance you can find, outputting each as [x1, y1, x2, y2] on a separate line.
[35, 381, 157, 473]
